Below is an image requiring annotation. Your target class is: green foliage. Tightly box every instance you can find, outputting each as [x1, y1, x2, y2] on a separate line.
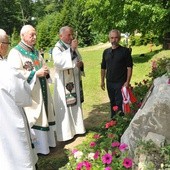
[130, 33, 160, 46]
[134, 140, 170, 169]
[36, 12, 62, 49]
[92, 32, 108, 44]
[148, 57, 170, 80]
[11, 27, 20, 47]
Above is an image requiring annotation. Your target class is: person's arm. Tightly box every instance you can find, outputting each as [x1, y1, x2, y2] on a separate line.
[124, 67, 132, 87]
[101, 50, 107, 90]
[52, 45, 74, 70]
[101, 69, 106, 90]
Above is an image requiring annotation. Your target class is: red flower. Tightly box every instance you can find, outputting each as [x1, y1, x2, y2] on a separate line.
[105, 122, 111, 129]
[109, 120, 117, 126]
[112, 105, 118, 112]
[93, 134, 100, 139]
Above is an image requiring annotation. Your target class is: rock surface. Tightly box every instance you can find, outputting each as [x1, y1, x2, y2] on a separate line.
[121, 75, 170, 156]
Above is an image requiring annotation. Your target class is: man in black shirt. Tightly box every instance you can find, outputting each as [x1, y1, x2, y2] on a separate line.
[101, 29, 133, 118]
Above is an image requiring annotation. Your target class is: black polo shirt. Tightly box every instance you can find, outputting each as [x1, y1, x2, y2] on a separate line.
[101, 45, 133, 83]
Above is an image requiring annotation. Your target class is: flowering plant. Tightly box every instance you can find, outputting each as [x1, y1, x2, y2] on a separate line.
[64, 112, 133, 170]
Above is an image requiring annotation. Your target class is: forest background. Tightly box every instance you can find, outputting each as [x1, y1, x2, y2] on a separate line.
[0, 0, 170, 49]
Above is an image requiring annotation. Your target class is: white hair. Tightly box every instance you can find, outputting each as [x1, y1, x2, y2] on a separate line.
[0, 29, 7, 42]
[20, 25, 35, 37]
[59, 26, 72, 35]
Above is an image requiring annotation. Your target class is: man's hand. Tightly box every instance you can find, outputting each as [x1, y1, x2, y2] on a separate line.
[123, 81, 130, 87]
[76, 60, 83, 68]
[71, 39, 78, 51]
[36, 65, 49, 77]
[101, 82, 105, 91]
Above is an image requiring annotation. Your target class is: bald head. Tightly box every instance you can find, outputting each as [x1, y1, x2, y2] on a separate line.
[0, 29, 7, 43]
[20, 25, 36, 47]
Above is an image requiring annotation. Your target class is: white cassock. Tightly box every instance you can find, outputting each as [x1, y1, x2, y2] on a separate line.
[0, 59, 38, 170]
[52, 41, 86, 141]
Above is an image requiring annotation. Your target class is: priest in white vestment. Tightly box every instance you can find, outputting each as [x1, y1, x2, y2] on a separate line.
[7, 25, 56, 155]
[52, 26, 86, 141]
[0, 29, 37, 170]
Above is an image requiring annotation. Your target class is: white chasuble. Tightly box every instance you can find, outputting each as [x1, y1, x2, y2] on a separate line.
[52, 41, 85, 141]
[7, 42, 56, 155]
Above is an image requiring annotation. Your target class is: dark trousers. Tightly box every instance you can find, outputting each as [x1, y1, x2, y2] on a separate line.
[106, 81, 124, 118]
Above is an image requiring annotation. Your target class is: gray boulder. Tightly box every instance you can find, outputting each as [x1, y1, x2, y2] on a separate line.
[121, 75, 170, 156]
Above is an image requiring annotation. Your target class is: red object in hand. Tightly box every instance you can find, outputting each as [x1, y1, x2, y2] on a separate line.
[127, 87, 137, 103]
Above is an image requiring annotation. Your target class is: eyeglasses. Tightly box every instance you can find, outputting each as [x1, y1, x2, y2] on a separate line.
[1, 41, 11, 45]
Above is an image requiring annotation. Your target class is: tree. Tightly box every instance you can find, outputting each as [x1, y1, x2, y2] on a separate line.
[0, 0, 33, 35]
[83, 0, 170, 42]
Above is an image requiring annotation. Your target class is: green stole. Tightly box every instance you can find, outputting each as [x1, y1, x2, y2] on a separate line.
[15, 43, 48, 124]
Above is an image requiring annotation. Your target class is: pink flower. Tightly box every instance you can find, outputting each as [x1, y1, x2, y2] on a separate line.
[76, 161, 92, 170]
[123, 158, 133, 168]
[105, 167, 112, 170]
[109, 120, 117, 126]
[76, 162, 83, 170]
[119, 143, 128, 152]
[168, 78, 170, 85]
[90, 141, 96, 147]
[72, 149, 78, 154]
[105, 120, 117, 129]
[105, 122, 111, 129]
[102, 153, 113, 165]
[111, 141, 120, 147]
[93, 134, 100, 139]
[94, 151, 100, 159]
[112, 105, 118, 112]
[83, 161, 92, 170]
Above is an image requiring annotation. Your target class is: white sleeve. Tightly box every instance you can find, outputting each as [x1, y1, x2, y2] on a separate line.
[52, 47, 76, 70]
[9, 67, 32, 107]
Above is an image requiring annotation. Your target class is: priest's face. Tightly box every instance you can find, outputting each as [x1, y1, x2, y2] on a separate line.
[0, 35, 10, 57]
[22, 27, 36, 47]
[60, 28, 73, 45]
